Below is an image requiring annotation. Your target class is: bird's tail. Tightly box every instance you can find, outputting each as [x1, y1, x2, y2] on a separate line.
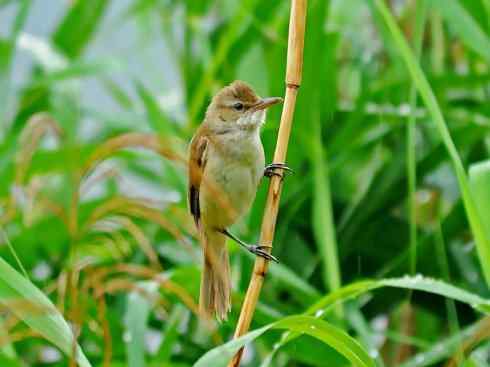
[199, 228, 231, 321]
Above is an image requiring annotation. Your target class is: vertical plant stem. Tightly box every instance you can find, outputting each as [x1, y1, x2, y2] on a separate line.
[312, 129, 342, 316]
[434, 218, 463, 366]
[407, 0, 427, 276]
[228, 1, 307, 366]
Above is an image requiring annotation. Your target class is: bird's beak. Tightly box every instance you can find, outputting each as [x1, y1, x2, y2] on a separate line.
[250, 97, 283, 112]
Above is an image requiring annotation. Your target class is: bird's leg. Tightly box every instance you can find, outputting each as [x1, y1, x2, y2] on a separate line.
[264, 162, 293, 179]
[219, 228, 278, 262]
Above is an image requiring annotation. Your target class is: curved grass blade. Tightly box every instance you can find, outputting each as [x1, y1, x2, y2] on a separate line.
[370, 0, 490, 286]
[0, 257, 91, 366]
[194, 315, 375, 367]
[262, 276, 490, 366]
[308, 276, 490, 315]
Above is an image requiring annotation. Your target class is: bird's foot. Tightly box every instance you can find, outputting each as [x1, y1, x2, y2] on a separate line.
[264, 163, 293, 179]
[219, 229, 278, 262]
[246, 244, 278, 262]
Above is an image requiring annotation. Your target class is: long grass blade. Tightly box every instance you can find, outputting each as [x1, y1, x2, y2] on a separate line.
[260, 275, 490, 366]
[0, 257, 92, 366]
[370, 0, 490, 285]
[195, 315, 375, 367]
[407, 0, 427, 276]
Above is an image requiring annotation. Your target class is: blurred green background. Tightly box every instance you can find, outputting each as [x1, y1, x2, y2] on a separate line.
[1, 0, 490, 366]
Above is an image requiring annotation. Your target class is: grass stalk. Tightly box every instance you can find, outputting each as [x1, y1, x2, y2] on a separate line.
[227, 1, 307, 366]
[434, 218, 463, 365]
[407, 0, 427, 276]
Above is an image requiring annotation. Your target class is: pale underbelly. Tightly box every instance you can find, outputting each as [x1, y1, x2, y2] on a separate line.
[200, 160, 261, 229]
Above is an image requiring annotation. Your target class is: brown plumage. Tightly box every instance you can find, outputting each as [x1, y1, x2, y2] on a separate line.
[188, 80, 282, 320]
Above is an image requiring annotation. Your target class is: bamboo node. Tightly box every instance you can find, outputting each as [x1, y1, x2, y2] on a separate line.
[286, 83, 300, 89]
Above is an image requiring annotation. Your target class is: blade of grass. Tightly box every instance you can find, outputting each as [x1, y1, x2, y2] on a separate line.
[305, 0, 342, 311]
[260, 275, 490, 366]
[434, 218, 464, 365]
[307, 276, 490, 316]
[407, 0, 427, 276]
[294, 0, 342, 316]
[0, 257, 91, 367]
[52, 0, 110, 58]
[370, 0, 490, 285]
[469, 161, 490, 245]
[312, 132, 342, 309]
[195, 315, 376, 367]
[0, 227, 28, 279]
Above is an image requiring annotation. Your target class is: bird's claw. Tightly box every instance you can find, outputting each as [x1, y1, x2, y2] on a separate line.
[264, 163, 293, 179]
[248, 245, 278, 262]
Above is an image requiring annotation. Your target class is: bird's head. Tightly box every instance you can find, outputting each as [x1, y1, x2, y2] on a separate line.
[205, 80, 282, 131]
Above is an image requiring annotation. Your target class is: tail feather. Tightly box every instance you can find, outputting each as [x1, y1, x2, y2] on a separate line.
[199, 229, 231, 321]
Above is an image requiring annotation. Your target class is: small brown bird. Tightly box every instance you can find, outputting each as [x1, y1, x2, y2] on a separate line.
[188, 80, 288, 320]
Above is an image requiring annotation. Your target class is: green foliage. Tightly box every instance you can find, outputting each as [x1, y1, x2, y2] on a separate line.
[195, 315, 376, 367]
[0, 0, 489, 366]
[0, 257, 91, 366]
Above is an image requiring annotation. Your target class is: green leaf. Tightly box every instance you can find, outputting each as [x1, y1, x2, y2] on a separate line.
[379, 277, 490, 313]
[469, 160, 490, 247]
[309, 276, 490, 316]
[432, 0, 490, 62]
[265, 276, 489, 366]
[52, 0, 110, 58]
[0, 257, 91, 367]
[193, 315, 375, 367]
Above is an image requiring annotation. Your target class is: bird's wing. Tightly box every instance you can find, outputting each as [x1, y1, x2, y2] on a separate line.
[188, 132, 209, 227]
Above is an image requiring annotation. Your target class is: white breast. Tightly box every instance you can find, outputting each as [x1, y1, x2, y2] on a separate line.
[200, 128, 265, 229]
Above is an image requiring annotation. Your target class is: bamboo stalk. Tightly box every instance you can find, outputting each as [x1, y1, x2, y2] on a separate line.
[227, 1, 307, 366]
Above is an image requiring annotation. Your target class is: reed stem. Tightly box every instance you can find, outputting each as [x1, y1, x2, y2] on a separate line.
[227, 1, 307, 365]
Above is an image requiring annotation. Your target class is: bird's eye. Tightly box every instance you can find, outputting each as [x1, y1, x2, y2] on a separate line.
[233, 102, 244, 111]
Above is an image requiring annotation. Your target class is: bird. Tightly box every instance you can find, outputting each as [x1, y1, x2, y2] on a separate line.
[188, 80, 289, 320]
